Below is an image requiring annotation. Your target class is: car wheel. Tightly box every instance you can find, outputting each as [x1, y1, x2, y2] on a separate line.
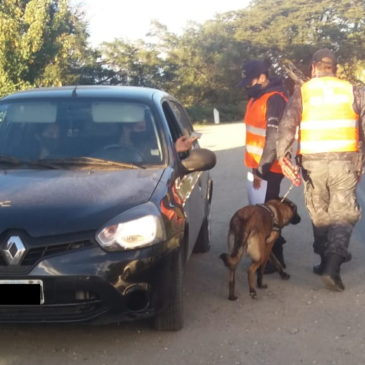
[154, 249, 184, 331]
[193, 217, 211, 253]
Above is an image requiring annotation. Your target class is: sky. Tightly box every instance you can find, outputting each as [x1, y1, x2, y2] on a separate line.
[74, 0, 250, 47]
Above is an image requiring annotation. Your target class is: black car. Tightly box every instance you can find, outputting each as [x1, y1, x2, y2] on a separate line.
[0, 86, 215, 331]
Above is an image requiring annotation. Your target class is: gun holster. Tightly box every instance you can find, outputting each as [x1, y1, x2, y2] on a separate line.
[295, 154, 302, 167]
[353, 151, 364, 179]
[295, 154, 313, 186]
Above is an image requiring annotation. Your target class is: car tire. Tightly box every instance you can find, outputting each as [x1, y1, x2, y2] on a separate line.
[154, 249, 184, 331]
[193, 217, 211, 253]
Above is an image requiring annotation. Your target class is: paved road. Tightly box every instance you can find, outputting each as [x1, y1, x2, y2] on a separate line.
[1, 122, 365, 365]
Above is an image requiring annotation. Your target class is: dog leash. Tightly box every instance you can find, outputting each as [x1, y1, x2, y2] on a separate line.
[280, 183, 295, 203]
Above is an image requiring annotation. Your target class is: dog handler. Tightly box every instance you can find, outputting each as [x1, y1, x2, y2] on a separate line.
[240, 59, 288, 273]
[277, 48, 365, 291]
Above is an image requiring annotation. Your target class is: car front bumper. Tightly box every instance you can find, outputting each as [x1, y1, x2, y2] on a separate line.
[0, 238, 180, 324]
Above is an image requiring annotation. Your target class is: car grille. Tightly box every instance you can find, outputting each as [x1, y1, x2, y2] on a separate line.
[0, 240, 94, 266]
[0, 300, 108, 323]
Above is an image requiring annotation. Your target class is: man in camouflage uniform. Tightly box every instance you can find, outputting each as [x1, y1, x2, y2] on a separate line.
[277, 49, 365, 292]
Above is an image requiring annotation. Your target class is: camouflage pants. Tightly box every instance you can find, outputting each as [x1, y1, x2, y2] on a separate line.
[301, 159, 361, 261]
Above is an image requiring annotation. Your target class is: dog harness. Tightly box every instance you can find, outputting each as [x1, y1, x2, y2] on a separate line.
[256, 204, 281, 232]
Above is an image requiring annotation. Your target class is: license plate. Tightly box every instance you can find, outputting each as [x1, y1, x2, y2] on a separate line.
[0, 280, 44, 305]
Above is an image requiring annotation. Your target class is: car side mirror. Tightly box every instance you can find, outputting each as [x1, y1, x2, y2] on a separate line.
[181, 148, 216, 173]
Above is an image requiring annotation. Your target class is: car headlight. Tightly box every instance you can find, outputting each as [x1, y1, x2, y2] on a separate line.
[96, 214, 166, 251]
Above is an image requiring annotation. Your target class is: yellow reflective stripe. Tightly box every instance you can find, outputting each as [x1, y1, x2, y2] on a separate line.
[246, 125, 266, 136]
[307, 93, 352, 106]
[246, 144, 263, 156]
[300, 119, 357, 130]
[300, 127, 358, 141]
[300, 140, 358, 153]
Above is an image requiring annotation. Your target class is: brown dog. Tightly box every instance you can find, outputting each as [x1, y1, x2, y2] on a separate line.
[220, 198, 301, 300]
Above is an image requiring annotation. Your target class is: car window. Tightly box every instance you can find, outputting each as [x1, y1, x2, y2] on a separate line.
[162, 100, 200, 159]
[167, 101, 194, 137]
[0, 100, 164, 166]
[162, 101, 184, 143]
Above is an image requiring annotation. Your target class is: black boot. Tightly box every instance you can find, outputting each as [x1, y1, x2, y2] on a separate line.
[273, 238, 286, 268]
[263, 260, 276, 274]
[321, 254, 345, 292]
[313, 254, 325, 275]
[264, 238, 286, 274]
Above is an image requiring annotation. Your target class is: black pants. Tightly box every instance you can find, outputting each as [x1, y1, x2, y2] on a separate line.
[263, 171, 286, 255]
[264, 171, 284, 201]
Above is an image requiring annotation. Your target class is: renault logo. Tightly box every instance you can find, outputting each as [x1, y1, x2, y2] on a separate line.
[3, 236, 26, 265]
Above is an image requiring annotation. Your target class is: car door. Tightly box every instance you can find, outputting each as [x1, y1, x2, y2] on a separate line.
[162, 99, 207, 257]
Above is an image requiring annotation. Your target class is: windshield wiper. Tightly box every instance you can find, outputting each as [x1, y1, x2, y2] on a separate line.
[0, 155, 22, 166]
[0, 155, 59, 169]
[0, 155, 145, 170]
[36, 157, 145, 169]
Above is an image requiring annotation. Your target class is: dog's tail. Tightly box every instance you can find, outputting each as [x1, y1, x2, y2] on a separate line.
[220, 225, 249, 269]
[219, 248, 244, 269]
[230, 222, 249, 258]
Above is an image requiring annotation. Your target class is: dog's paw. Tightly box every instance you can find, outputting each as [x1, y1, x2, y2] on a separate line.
[280, 272, 290, 280]
[249, 289, 257, 299]
[258, 283, 268, 289]
[228, 295, 238, 301]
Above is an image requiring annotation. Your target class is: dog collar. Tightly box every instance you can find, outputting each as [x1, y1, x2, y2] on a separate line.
[256, 204, 281, 232]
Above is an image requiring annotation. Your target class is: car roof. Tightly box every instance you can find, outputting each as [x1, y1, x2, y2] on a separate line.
[0, 85, 171, 103]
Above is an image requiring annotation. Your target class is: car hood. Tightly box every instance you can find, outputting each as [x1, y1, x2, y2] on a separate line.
[0, 168, 165, 237]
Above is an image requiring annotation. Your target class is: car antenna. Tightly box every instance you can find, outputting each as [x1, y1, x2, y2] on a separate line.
[72, 86, 78, 97]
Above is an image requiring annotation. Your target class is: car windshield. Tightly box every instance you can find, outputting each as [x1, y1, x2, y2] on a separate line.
[0, 99, 164, 169]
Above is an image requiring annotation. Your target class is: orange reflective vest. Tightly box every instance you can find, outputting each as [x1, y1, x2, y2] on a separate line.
[299, 77, 359, 154]
[244, 91, 287, 174]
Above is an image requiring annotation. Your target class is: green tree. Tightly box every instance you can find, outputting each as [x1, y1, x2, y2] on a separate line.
[232, 0, 365, 83]
[0, 0, 91, 96]
[99, 38, 167, 88]
[144, 18, 249, 121]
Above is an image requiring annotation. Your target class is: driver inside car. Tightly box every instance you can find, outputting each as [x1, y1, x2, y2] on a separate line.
[119, 118, 150, 150]
[105, 117, 155, 163]
[116, 114, 198, 160]
[37, 122, 60, 159]
[36, 109, 198, 163]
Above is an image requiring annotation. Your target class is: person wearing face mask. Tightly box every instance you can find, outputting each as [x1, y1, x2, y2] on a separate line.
[240, 59, 288, 274]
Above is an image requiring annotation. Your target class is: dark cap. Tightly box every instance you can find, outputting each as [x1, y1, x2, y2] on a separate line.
[239, 59, 270, 87]
[312, 48, 337, 65]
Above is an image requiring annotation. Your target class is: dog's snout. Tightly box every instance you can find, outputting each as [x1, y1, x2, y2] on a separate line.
[291, 213, 301, 224]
